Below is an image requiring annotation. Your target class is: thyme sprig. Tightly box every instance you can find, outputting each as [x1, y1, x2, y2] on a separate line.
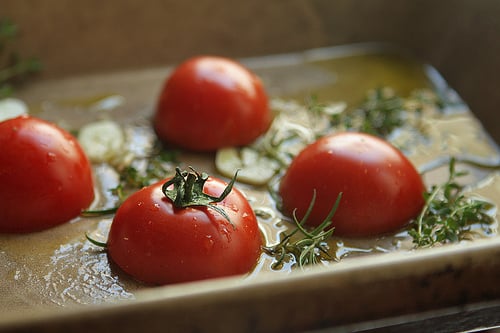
[0, 19, 41, 98]
[81, 146, 177, 217]
[264, 191, 342, 269]
[354, 87, 406, 137]
[117, 148, 178, 189]
[409, 158, 494, 247]
[330, 87, 443, 139]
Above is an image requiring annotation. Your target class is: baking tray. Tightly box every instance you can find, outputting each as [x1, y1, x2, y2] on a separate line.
[1, 44, 500, 332]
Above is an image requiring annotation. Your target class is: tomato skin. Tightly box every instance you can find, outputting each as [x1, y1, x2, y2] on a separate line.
[279, 132, 425, 237]
[107, 177, 262, 285]
[153, 56, 271, 152]
[0, 116, 94, 233]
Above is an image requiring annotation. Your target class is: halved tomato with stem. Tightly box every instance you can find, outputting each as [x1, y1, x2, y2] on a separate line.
[107, 167, 262, 285]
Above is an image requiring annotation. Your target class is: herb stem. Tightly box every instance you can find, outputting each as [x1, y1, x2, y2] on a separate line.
[81, 207, 119, 217]
[85, 233, 108, 248]
[415, 184, 441, 237]
[409, 158, 494, 247]
[264, 191, 341, 269]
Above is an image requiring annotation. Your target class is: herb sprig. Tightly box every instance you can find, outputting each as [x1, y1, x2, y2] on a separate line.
[116, 148, 178, 189]
[351, 87, 406, 137]
[264, 191, 342, 269]
[409, 158, 494, 247]
[330, 87, 444, 139]
[81, 146, 177, 217]
[0, 19, 41, 98]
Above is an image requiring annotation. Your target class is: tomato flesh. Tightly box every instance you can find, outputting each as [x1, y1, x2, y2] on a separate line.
[279, 132, 425, 237]
[0, 116, 95, 233]
[107, 177, 262, 285]
[153, 56, 271, 151]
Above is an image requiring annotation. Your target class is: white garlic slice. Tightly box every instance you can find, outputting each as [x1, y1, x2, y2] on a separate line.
[216, 147, 280, 186]
[78, 120, 125, 164]
[0, 98, 29, 122]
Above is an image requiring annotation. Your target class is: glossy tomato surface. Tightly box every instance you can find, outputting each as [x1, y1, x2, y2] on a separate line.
[107, 177, 262, 285]
[0, 116, 95, 233]
[153, 56, 271, 151]
[279, 132, 425, 237]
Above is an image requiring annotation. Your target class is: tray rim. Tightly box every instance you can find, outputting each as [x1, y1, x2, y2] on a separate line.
[1, 236, 500, 331]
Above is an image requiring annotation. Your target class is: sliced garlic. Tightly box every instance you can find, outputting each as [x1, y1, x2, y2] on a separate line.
[216, 147, 280, 186]
[0, 98, 28, 122]
[78, 120, 125, 164]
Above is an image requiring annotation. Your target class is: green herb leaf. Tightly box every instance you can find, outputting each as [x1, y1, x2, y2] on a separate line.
[264, 190, 341, 269]
[81, 145, 178, 217]
[409, 158, 494, 247]
[329, 87, 444, 139]
[0, 19, 41, 98]
[117, 148, 178, 189]
[330, 87, 406, 137]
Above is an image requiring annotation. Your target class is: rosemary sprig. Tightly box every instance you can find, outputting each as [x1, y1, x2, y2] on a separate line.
[0, 19, 41, 98]
[409, 158, 494, 247]
[264, 191, 342, 269]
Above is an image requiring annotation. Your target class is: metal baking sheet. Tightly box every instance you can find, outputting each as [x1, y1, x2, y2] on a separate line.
[1, 45, 500, 332]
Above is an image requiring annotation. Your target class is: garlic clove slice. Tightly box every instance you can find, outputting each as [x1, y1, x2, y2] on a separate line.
[78, 120, 125, 164]
[0, 98, 29, 122]
[216, 147, 280, 186]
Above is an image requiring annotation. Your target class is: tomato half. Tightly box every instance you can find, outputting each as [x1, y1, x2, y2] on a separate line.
[0, 116, 95, 233]
[107, 169, 262, 285]
[153, 56, 271, 151]
[279, 132, 425, 237]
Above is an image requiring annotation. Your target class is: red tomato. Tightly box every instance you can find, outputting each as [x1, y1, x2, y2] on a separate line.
[279, 132, 425, 237]
[0, 116, 95, 233]
[107, 170, 262, 285]
[153, 56, 271, 151]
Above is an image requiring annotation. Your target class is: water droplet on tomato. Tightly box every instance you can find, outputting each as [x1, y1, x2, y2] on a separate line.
[203, 235, 214, 252]
[219, 225, 232, 242]
[46, 152, 57, 162]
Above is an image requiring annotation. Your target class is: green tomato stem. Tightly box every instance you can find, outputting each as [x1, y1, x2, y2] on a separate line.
[161, 167, 238, 226]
